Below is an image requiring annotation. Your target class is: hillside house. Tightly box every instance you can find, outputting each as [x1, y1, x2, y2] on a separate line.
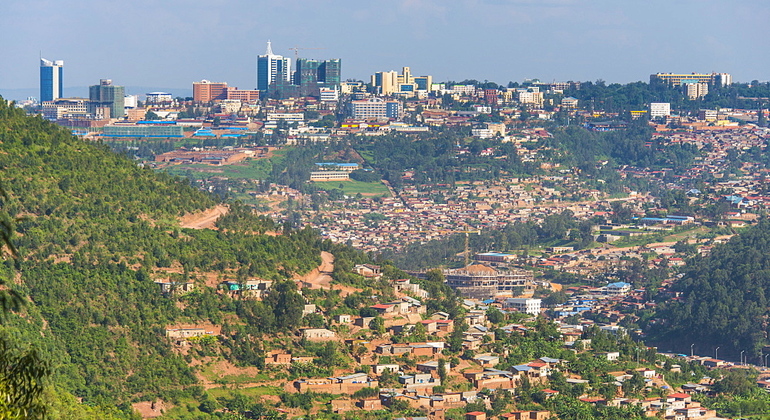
[301, 328, 338, 341]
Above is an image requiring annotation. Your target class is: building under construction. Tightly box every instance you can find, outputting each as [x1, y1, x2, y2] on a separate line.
[443, 263, 535, 299]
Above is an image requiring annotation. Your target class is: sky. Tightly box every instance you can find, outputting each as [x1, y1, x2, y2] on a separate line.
[1, 0, 769, 98]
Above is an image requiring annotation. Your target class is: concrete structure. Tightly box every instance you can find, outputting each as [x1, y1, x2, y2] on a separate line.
[349, 98, 402, 120]
[41, 98, 89, 120]
[145, 92, 173, 104]
[193, 80, 228, 103]
[89, 79, 125, 118]
[561, 97, 578, 109]
[683, 81, 709, 100]
[310, 171, 350, 181]
[371, 66, 432, 96]
[651, 72, 732, 87]
[443, 264, 534, 299]
[474, 252, 516, 263]
[650, 102, 671, 118]
[698, 109, 718, 121]
[40, 57, 64, 103]
[301, 328, 338, 341]
[505, 298, 541, 315]
[225, 87, 260, 102]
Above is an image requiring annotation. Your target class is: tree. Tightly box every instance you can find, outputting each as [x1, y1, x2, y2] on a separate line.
[144, 110, 161, 121]
[264, 281, 305, 331]
[0, 186, 50, 419]
[370, 316, 385, 336]
[438, 358, 447, 383]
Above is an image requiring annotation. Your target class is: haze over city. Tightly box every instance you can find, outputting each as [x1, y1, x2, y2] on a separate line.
[2, 0, 770, 99]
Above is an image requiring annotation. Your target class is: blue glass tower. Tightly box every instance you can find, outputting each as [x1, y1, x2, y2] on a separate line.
[40, 58, 64, 102]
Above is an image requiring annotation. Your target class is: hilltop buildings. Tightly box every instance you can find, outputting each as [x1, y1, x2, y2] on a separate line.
[650, 72, 732, 87]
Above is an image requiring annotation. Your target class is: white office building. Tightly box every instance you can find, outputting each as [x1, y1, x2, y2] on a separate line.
[650, 102, 671, 118]
[505, 298, 541, 315]
[256, 41, 291, 93]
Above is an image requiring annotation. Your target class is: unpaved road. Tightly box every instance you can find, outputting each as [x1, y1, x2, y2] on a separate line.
[179, 205, 229, 229]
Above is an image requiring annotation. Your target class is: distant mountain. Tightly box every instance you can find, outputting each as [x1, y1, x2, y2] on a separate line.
[0, 86, 191, 101]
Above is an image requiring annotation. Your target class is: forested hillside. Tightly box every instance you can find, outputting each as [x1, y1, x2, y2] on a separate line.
[651, 219, 770, 362]
[0, 99, 326, 415]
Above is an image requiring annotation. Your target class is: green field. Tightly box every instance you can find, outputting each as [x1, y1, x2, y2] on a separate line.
[311, 179, 390, 196]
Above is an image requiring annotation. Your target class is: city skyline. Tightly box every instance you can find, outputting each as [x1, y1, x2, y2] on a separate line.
[2, 0, 770, 100]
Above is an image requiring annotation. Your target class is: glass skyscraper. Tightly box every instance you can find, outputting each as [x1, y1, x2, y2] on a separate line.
[40, 58, 64, 102]
[256, 41, 291, 93]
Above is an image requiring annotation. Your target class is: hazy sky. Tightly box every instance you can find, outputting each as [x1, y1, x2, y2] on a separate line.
[2, 0, 769, 95]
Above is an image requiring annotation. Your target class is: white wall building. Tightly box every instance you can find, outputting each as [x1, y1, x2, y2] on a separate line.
[505, 298, 541, 315]
[650, 102, 671, 118]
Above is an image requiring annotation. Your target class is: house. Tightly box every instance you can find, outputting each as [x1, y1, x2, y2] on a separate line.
[355, 316, 376, 328]
[370, 303, 394, 314]
[373, 364, 400, 375]
[393, 278, 429, 299]
[155, 280, 195, 295]
[465, 411, 486, 420]
[354, 264, 382, 278]
[474, 354, 500, 367]
[597, 352, 620, 361]
[702, 358, 725, 368]
[335, 314, 352, 324]
[604, 282, 631, 296]
[417, 360, 451, 374]
[301, 328, 338, 341]
[165, 328, 208, 339]
[294, 373, 379, 393]
[501, 411, 552, 420]
[399, 373, 440, 389]
[303, 304, 317, 316]
[357, 398, 382, 410]
[264, 351, 293, 365]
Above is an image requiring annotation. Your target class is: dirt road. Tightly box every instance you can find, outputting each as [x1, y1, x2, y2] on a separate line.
[294, 252, 361, 297]
[179, 204, 229, 229]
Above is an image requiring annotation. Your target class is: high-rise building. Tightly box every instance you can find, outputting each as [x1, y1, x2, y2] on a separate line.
[318, 59, 341, 86]
[40, 58, 64, 102]
[192, 80, 228, 103]
[371, 67, 432, 97]
[256, 41, 291, 93]
[683, 81, 709, 100]
[89, 79, 125, 118]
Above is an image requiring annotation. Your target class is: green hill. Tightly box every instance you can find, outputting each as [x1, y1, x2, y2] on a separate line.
[0, 100, 326, 416]
[651, 219, 770, 363]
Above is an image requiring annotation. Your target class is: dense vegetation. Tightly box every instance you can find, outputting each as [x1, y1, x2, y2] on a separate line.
[381, 210, 595, 270]
[651, 219, 770, 362]
[0, 99, 327, 413]
[355, 129, 532, 187]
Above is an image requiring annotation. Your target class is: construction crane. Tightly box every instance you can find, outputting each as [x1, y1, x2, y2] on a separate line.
[287, 46, 326, 61]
